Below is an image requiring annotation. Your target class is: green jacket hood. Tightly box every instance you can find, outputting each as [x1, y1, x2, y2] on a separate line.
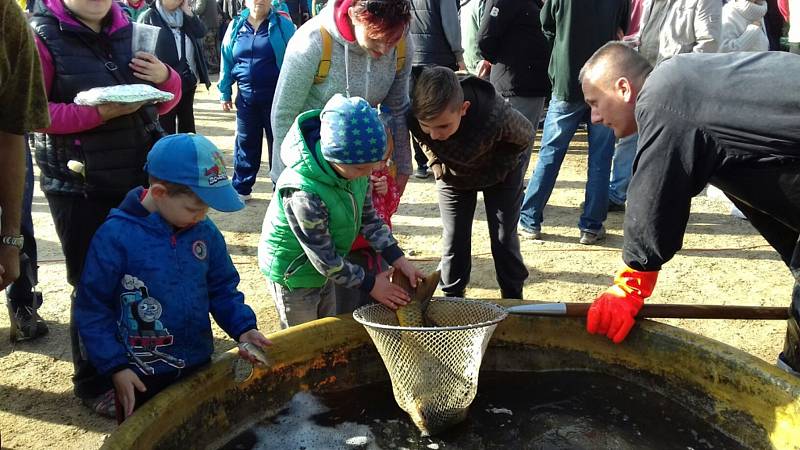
[281, 109, 351, 190]
[260, 108, 370, 290]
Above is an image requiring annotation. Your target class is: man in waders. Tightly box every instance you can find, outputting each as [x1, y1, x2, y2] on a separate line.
[579, 42, 800, 376]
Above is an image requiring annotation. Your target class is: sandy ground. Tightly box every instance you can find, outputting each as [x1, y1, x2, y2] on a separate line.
[0, 82, 794, 450]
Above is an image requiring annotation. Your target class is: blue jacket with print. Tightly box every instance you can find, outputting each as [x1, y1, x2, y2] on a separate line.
[75, 187, 257, 377]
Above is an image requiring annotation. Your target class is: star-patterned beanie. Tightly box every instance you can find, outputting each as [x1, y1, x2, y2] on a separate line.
[320, 94, 387, 165]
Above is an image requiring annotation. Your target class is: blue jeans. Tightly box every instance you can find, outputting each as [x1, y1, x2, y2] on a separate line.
[608, 133, 638, 205]
[232, 93, 274, 196]
[519, 97, 615, 232]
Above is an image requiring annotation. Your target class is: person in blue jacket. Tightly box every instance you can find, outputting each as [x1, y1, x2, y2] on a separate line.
[74, 133, 271, 421]
[218, 0, 295, 201]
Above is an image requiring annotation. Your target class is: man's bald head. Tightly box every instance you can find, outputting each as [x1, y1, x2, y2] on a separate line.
[580, 42, 652, 91]
[580, 42, 651, 138]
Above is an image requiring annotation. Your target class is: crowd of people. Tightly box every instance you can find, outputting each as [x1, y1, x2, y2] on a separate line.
[1, 0, 799, 425]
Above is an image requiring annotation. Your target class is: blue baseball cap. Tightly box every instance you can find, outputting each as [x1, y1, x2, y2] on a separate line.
[145, 134, 244, 212]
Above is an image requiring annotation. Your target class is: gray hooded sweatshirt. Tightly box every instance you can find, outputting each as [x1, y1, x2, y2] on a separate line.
[269, 3, 414, 182]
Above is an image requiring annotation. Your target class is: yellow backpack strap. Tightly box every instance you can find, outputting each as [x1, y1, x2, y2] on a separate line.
[314, 26, 333, 84]
[395, 36, 406, 74]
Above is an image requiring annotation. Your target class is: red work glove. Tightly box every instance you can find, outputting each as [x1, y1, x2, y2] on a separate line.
[587, 267, 659, 344]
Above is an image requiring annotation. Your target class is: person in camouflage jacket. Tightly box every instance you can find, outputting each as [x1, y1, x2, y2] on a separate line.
[259, 95, 421, 328]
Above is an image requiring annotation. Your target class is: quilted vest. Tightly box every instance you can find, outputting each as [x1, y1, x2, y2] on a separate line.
[30, 11, 162, 198]
[408, 0, 456, 68]
[260, 109, 369, 289]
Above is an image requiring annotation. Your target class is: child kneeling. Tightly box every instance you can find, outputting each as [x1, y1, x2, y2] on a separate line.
[75, 134, 270, 422]
[259, 95, 422, 328]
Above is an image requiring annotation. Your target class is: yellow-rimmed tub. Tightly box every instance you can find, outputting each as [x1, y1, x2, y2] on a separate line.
[102, 300, 800, 450]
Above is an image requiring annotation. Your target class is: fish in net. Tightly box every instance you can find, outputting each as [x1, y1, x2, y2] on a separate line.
[353, 272, 507, 436]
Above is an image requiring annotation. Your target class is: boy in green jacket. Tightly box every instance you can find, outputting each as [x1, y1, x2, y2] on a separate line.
[258, 94, 422, 328]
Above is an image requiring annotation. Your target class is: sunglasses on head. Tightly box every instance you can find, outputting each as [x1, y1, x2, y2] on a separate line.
[362, 0, 410, 17]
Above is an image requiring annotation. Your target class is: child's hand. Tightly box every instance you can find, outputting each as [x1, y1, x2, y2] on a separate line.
[370, 269, 410, 309]
[238, 329, 272, 365]
[112, 368, 146, 418]
[371, 174, 388, 195]
[391, 256, 425, 289]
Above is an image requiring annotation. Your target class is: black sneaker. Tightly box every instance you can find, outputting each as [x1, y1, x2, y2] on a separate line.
[414, 166, 430, 179]
[608, 201, 626, 212]
[579, 226, 606, 245]
[7, 294, 49, 342]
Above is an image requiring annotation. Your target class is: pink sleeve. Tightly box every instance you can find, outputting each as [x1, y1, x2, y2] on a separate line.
[155, 66, 182, 115]
[35, 37, 183, 134]
[779, 0, 790, 21]
[35, 35, 105, 134]
[45, 103, 105, 134]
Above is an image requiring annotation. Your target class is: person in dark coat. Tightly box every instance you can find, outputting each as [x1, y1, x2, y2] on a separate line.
[192, 0, 220, 72]
[283, 0, 308, 25]
[408, 0, 464, 179]
[580, 43, 800, 379]
[477, 0, 550, 142]
[139, 0, 211, 134]
[763, 0, 785, 50]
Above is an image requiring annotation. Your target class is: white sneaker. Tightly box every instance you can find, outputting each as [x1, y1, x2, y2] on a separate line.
[519, 226, 542, 240]
[238, 194, 252, 202]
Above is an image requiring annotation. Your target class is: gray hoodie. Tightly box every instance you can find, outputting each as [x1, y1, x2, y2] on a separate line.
[269, 3, 414, 182]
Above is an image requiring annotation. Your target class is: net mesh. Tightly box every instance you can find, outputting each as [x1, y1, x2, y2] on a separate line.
[353, 299, 507, 436]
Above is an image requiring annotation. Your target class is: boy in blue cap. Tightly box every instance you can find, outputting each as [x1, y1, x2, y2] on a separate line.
[259, 94, 423, 328]
[75, 133, 271, 421]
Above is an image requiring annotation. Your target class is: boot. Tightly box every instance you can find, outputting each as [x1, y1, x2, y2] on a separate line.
[777, 314, 800, 377]
[8, 291, 48, 342]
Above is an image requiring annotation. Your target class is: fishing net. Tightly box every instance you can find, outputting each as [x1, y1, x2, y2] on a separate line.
[353, 299, 507, 436]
